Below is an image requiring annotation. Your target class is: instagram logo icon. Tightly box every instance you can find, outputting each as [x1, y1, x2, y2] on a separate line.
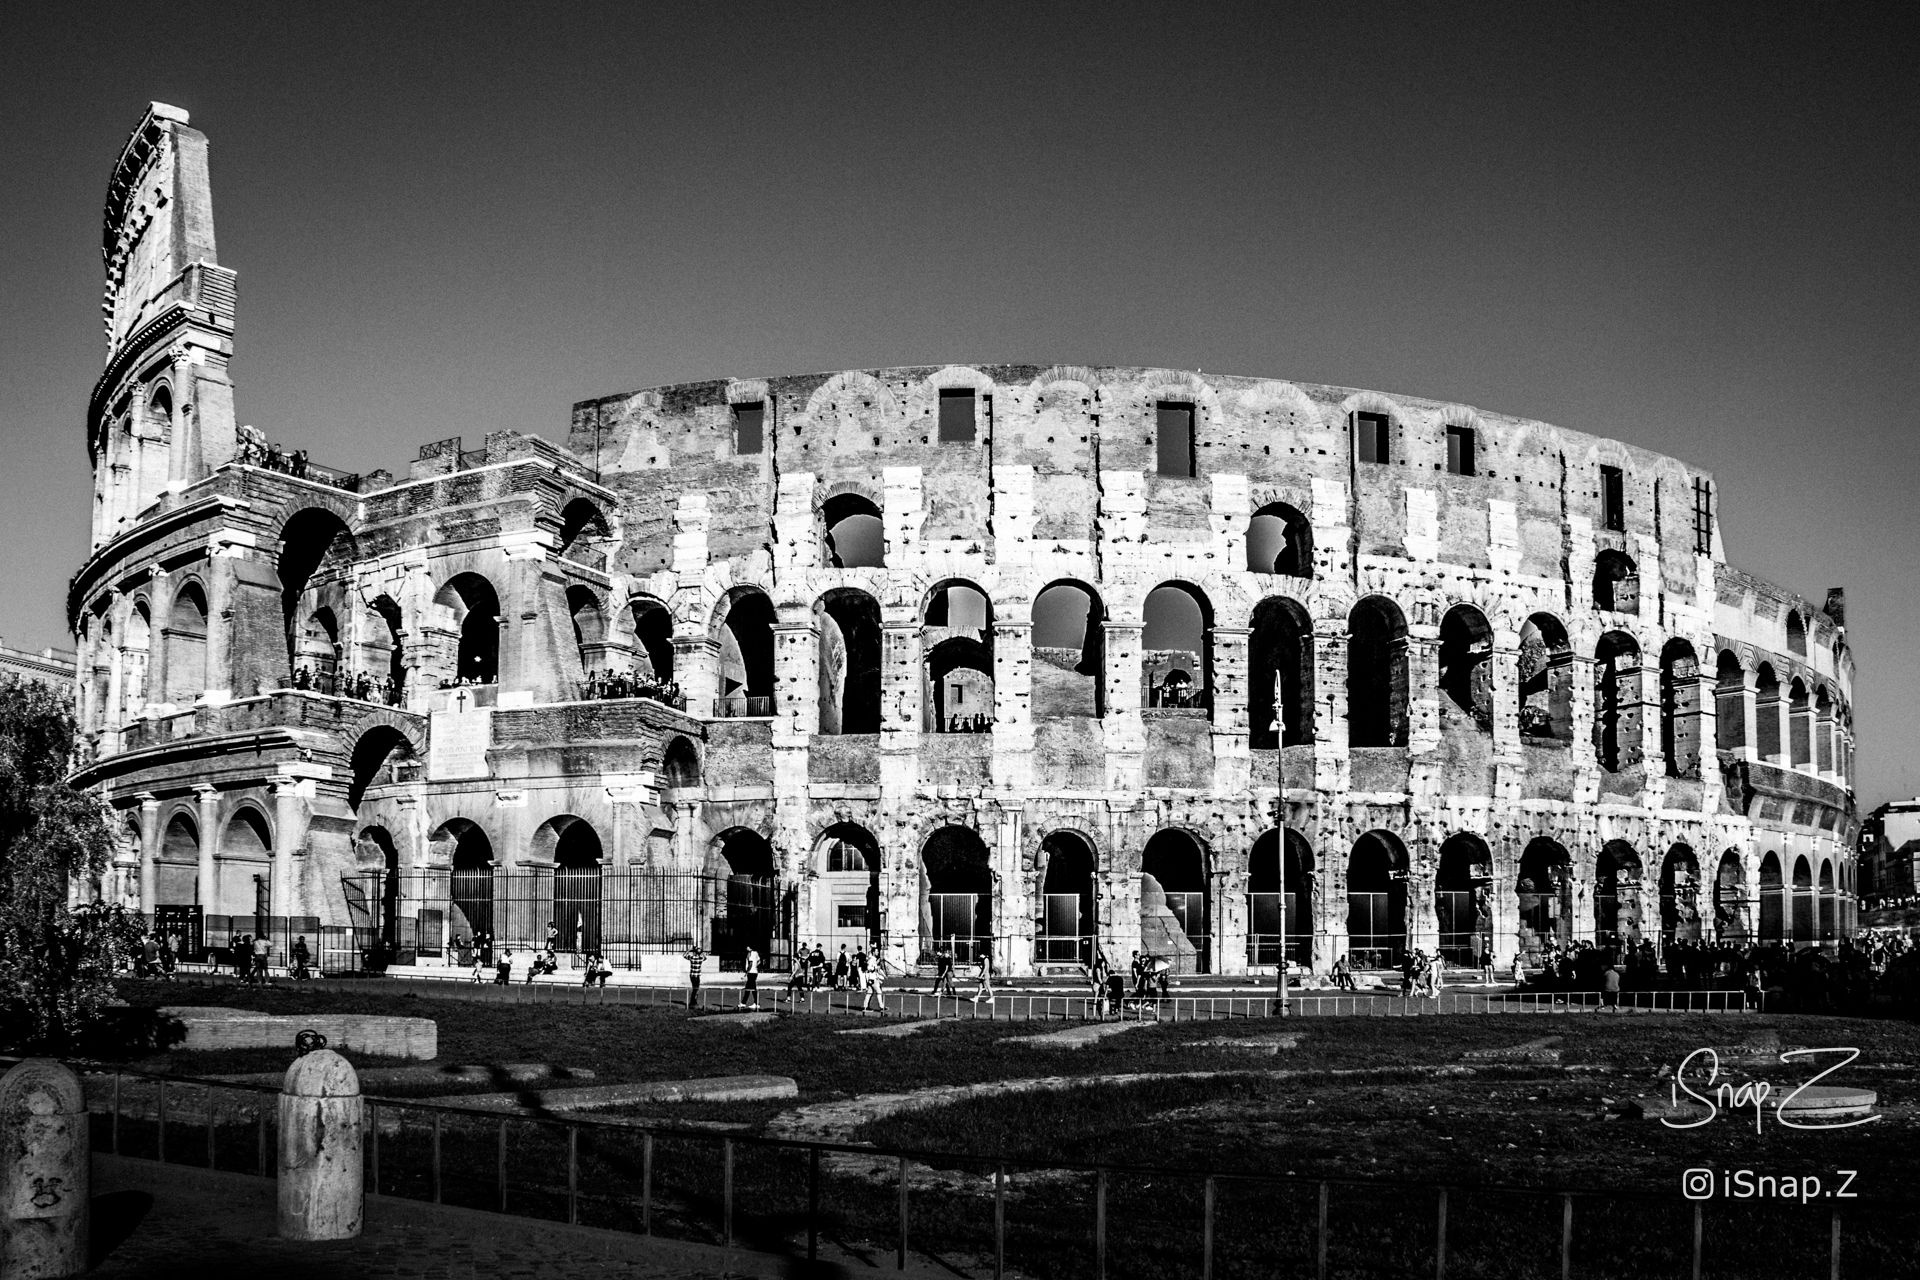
[1681, 1169, 1715, 1201]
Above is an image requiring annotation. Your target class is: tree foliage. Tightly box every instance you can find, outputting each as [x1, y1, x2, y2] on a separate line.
[0, 675, 127, 1050]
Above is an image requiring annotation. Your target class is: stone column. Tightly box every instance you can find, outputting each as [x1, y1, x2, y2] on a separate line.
[1103, 622, 1144, 791]
[137, 793, 161, 915]
[277, 1050, 363, 1240]
[202, 549, 236, 704]
[1312, 617, 1348, 792]
[1210, 625, 1251, 795]
[990, 619, 1034, 787]
[1406, 626, 1441, 754]
[194, 784, 220, 913]
[0, 1060, 88, 1280]
[271, 777, 311, 920]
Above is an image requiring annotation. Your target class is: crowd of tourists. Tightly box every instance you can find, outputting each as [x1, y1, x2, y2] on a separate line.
[941, 713, 992, 733]
[577, 669, 684, 708]
[289, 665, 405, 705]
[237, 434, 311, 477]
[779, 940, 892, 1009]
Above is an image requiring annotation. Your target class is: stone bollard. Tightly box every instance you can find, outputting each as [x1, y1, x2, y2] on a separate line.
[0, 1059, 89, 1280]
[277, 1049, 363, 1240]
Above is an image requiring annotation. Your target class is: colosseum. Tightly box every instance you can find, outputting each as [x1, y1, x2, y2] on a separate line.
[69, 104, 1861, 979]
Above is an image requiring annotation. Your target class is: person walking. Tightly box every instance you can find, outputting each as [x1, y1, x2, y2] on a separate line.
[1598, 963, 1621, 1012]
[291, 935, 312, 980]
[495, 949, 514, 985]
[1090, 950, 1111, 1019]
[969, 950, 995, 1005]
[686, 943, 706, 1010]
[833, 945, 851, 992]
[857, 947, 885, 1012]
[253, 933, 273, 984]
[933, 947, 958, 999]
[742, 947, 761, 1008]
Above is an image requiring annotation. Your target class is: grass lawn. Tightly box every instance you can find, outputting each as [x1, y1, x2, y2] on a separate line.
[103, 979, 1920, 1279]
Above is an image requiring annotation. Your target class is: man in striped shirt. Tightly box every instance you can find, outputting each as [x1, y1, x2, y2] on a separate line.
[685, 944, 705, 1010]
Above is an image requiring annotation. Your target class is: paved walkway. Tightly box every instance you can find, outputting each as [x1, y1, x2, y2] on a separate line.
[91, 1153, 950, 1280]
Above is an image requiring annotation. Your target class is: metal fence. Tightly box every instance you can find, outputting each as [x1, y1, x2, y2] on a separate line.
[341, 869, 791, 973]
[63, 1059, 1908, 1280]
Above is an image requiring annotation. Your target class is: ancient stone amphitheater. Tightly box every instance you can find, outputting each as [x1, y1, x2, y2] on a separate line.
[69, 104, 1859, 978]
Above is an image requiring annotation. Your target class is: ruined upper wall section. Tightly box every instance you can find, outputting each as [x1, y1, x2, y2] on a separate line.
[102, 103, 219, 354]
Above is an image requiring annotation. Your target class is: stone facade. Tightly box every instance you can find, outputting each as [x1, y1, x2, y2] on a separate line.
[68, 104, 1859, 975]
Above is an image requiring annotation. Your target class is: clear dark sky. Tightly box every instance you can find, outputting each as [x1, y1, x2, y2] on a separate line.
[2, 3, 1913, 804]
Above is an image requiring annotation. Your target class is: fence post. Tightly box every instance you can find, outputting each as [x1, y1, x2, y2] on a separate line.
[1435, 1187, 1447, 1280]
[568, 1126, 579, 1225]
[1831, 1208, 1842, 1280]
[432, 1113, 442, 1204]
[1095, 1169, 1108, 1280]
[0, 1060, 89, 1280]
[897, 1155, 909, 1271]
[111, 1072, 121, 1155]
[368, 1102, 379, 1195]
[1561, 1193, 1573, 1280]
[722, 1138, 734, 1248]
[206, 1084, 217, 1169]
[256, 1094, 267, 1175]
[1202, 1176, 1216, 1280]
[994, 1165, 1006, 1280]
[157, 1078, 167, 1163]
[1692, 1201, 1703, 1280]
[641, 1133, 653, 1235]
[277, 1051, 363, 1241]
[807, 1146, 821, 1262]
[1316, 1181, 1329, 1280]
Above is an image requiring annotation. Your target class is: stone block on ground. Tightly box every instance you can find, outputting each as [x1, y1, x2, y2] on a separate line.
[411, 1074, 797, 1113]
[159, 1007, 437, 1060]
[690, 1010, 778, 1027]
[1188, 1032, 1303, 1055]
[999, 1023, 1150, 1049]
[842, 1019, 944, 1038]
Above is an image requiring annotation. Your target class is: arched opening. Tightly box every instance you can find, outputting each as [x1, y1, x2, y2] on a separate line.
[630, 598, 675, 681]
[815, 588, 882, 734]
[294, 607, 341, 692]
[1755, 664, 1783, 761]
[1592, 549, 1639, 614]
[1595, 840, 1643, 948]
[661, 735, 701, 788]
[920, 825, 993, 965]
[1345, 830, 1407, 969]
[1435, 833, 1493, 965]
[1140, 829, 1211, 974]
[1788, 678, 1812, 768]
[1815, 686, 1836, 774]
[121, 603, 152, 721]
[822, 492, 884, 568]
[714, 589, 776, 717]
[1660, 843, 1701, 946]
[1031, 580, 1106, 718]
[1818, 859, 1836, 941]
[87, 616, 112, 732]
[1347, 596, 1409, 748]
[1438, 605, 1494, 730]
[1713, 850, 1748, 942]
[816, 823, 882, 957]
[714, 829, 777, 965]
[1593, 631, 1642, 772]
[436, 819, 494, 942]
[1786, 610, 1808, 658]
[1660, 639, 1702, 778]
[156, 812, 199, 908]
[347, 726, 415, 811]
[435, 573, 501, 685]
[1791, 855, 1814, 944]
[1714, 651, 1747, 753]
[567, 585, 609, 680]
[1517, 837, 1573, 953]
[277, 508, 355, 681]
[1247, 829, 1313, 966]
[557, 498, 611, 567]
[368, 594, 406, 703]
[1247, 502, 1313, 577]
[548, 817, 604, 954]
[1036, 831, 1097, 965]
[923, 580, 994, 732]
[1142, 583, 1212, 716]
[1518, 613, 1574, 742]
[356, 825, 401, 956]
[1758, 853, 1785, 944]
[162, 583, 209, 705]
[1249, 597, 1313, 748]
[220, 808, 273, 920]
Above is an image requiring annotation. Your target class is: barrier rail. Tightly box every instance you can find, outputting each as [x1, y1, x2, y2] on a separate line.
[53, 1059, 1910, 1279]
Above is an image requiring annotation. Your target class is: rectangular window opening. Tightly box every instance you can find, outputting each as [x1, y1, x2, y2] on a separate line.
[1156, 401, 1196, 477]
[1445, 425, 1476, 476]
[1692, 477, 1714, 554]
[1600, 465, 1625, 532]
[938, 389, 977, 443]
[1356, 411, 1389, 464]
[733, 402, 765, 455]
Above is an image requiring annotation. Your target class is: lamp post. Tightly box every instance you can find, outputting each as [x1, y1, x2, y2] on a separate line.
[1274, 691, 1290, 1017]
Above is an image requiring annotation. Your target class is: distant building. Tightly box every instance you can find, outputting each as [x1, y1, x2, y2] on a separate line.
[0, 637, 78, 694]
[1860, 799, 1920, 918]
